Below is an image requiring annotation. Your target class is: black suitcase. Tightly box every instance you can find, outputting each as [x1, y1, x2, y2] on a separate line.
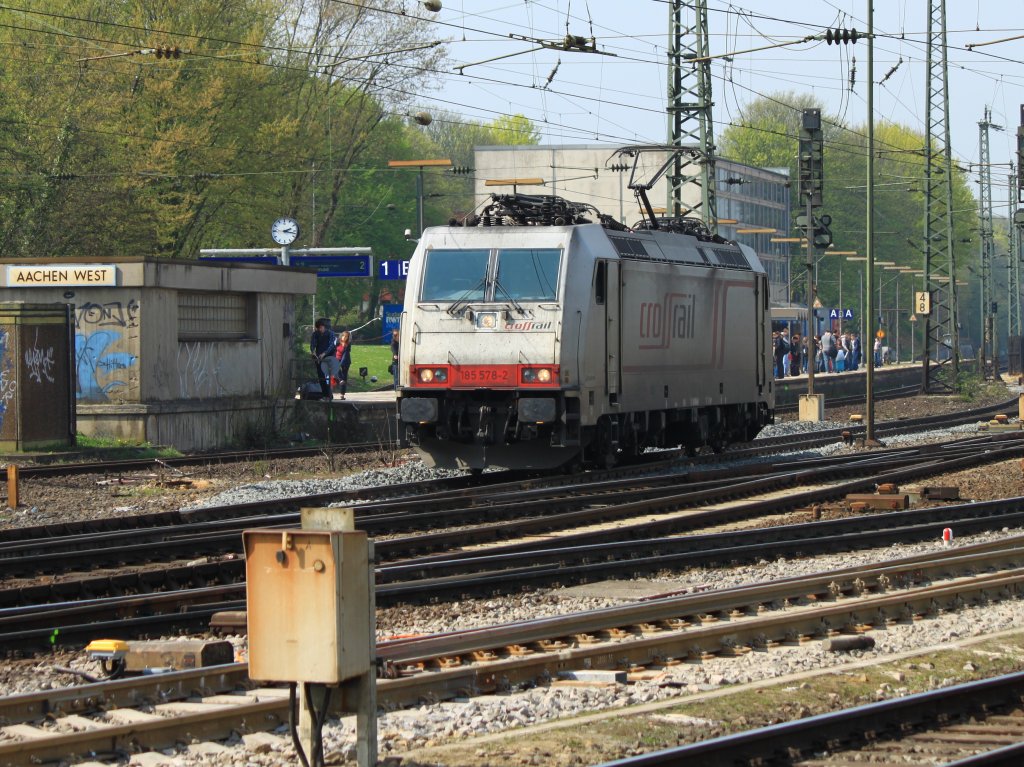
[298, 381, 324, 400]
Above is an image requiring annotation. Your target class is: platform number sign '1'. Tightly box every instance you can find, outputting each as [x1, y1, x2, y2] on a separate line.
[915, 291, 931, 316]
[378, 259, 409, 280]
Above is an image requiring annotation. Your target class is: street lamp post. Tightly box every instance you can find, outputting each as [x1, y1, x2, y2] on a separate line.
[387, 158, 453, 235]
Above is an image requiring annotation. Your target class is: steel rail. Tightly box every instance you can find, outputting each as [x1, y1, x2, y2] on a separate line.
[4, 437, 1024, 645]
[0, 395, 1013, 551]
[593, 671, 1024, 766]
[0, 440, 394, 481]
[9, 489, 1024, 643]
[3, 561, 1024, 766]
[3, 431, 1017, 582]
[0, 439, 904, 560]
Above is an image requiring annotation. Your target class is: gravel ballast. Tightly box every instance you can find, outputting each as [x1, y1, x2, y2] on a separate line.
[2, 387, 1023, 766]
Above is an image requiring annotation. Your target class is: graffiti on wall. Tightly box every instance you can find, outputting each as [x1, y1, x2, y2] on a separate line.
[76, 330, 137, 401]
[0, 330, 16, 429]
[177, 342, 227, 398]
[24, 328, 55, 384]
[75, 299, 139, 330]
[74, 297, 140, 401]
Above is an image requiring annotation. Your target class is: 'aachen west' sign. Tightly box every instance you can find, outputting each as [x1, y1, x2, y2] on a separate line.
[6, 265, 117, 287]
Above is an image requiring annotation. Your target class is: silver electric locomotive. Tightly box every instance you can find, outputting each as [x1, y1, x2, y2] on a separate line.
[396, 186, 775, 472]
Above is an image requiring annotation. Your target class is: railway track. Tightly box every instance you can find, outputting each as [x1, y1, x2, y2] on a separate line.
[600, 672, 1024, 766]
[1, 394, 1017, 571]
[0, 440, 396, 481]
[0, 395, 1012, 556]
[3, 542, 1024, 765]
[6, 431, 1024, 648]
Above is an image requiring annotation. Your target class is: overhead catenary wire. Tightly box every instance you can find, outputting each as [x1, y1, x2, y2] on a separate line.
[0, 1, 1019, 191]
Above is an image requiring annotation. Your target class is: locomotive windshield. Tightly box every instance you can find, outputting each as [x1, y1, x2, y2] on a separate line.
[420, 247, 562, 302]
[495, 248, 561, 301]
[421, 249, 489, 301]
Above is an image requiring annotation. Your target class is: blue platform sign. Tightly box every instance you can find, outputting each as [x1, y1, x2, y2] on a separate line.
[829, 308, 855, 320]
[291, 254, 371, 277]
[382, 304, 403, 344]
[378, 259, 409, 280]
[198, 254, 371, 278]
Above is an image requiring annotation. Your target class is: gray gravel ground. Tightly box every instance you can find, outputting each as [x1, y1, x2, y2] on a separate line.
[5, 401, 1023, 766]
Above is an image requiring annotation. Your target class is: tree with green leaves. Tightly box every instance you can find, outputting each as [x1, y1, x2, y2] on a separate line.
[719, 92, 977, 355]
[0, 0, 446, 258]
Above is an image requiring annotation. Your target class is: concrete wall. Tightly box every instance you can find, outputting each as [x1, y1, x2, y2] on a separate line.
[0, 258, 316, 450]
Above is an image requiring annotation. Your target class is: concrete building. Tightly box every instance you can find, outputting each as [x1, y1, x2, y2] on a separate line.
[0, 258, 316, 450]
[473, 144, 791, 303]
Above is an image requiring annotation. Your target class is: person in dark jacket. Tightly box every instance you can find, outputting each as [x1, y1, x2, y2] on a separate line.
[772, 330, 790, 378]
[390, 328, 400, 389]
[334, 330, 352, 399]
[789, 333, 803, 377]
[310, 318, 337, 399]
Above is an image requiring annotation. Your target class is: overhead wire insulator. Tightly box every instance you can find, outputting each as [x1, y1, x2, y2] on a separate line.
[153, 45, 182, 59]
[825, 28, 859, 45]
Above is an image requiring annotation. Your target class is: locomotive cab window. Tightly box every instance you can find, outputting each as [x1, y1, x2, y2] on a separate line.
[421, 249, 489, 302]
[495, 248, 560, 301]
[594, 261, 606, 305]
[420, 247, 562, 302]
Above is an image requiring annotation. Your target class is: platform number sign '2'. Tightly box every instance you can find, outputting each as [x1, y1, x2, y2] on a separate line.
[915, 291, 931, 316]
[378, 260, 409, 280]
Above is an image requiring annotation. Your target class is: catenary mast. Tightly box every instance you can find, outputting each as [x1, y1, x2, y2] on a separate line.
[668, 1, 717, 229]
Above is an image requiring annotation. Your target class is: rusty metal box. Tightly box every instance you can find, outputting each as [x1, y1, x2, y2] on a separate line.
[244, 529, 371, 684]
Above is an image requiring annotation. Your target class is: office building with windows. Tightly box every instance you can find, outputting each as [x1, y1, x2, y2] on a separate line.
[473, 145, 791, 303]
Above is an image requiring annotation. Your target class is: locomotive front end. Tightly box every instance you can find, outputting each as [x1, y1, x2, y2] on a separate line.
[397, 228, 572, 471]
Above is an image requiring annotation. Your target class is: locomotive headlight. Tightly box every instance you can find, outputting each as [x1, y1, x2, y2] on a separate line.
[521, 367, 553, 384]
[416, 367, 447, 384]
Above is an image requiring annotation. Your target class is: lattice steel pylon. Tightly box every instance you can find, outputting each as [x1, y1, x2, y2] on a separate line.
[978, 106, 1001, 380]
[1009, 170, 1021, 339]
[667, 0, 717, 229]
[921, 0, 959, 391]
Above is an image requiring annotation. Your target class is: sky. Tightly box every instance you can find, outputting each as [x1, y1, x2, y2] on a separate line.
[415, 1, 1024, 212]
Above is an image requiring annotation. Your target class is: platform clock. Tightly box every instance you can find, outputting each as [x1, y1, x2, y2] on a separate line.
[271, 217, 300, 246]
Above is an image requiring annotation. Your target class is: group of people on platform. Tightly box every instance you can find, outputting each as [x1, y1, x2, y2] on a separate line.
[772, 328, 888, 379]
[309, 318, 400, 400]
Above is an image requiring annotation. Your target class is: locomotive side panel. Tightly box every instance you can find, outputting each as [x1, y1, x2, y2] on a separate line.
[617, 260, 763, 409]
